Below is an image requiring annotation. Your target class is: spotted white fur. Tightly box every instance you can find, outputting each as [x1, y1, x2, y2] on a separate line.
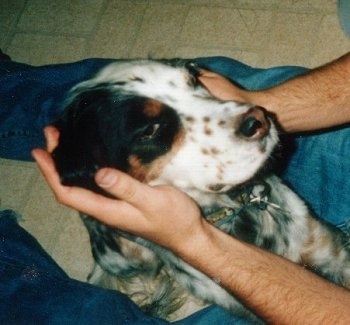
[74, 61, 278, 196]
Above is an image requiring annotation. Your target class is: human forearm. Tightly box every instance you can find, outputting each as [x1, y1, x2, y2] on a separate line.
[177, 222, 350, 324]
[248, 53, 350, 132]
[199, 53, 350, 132]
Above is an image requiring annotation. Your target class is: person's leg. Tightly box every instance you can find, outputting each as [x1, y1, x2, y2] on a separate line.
[0, 210, 252, 324]
[0, 210, 169, 325]
[281, 130, 350, 232]
[195, 56, 308, 90]
[195, 57, 350, 230]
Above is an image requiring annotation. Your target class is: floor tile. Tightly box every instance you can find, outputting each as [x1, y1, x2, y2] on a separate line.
[0, 0, 26, 30]
[176, 46, 261, 66]
[17, 0, 104, 35]
[179, 7, 273, 53]
[88, 1, 148, 58]
[8, 33, 88, 65]
[0, 159, 37, 212]
[285, 0, 337, 12]
[259, 12, 324, 66]
[180, 7, 246, 49]
[130, 3, 189, 58]
[309, 13, 350, 66]
[51, 215, 93, 281]
[152, 0, 336, 12]
[20, 172, 72, 255]
[0, 29, 12, 49]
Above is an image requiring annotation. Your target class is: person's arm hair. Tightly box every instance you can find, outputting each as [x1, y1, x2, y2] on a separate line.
[32, 144, 350, 324]
[199, 53, 350, 132]
[179, 221, 350, 324]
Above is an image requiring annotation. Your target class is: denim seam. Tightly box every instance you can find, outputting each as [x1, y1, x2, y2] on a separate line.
[0, 129, 40, 139]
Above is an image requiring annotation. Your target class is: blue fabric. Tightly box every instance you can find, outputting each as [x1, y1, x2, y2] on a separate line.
[0, 56, 349, 323]
[339, 0, 350, 38]
[0, 210, 248, 324]
[0, 59, 113, 161]
[0, 210, 165, 325]
[195, 56, 308, 89]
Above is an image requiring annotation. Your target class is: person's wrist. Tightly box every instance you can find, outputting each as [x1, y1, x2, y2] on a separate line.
[242, 89, 268, 107]
[245, 90, 280, 122]
[171, 218, 212, 257]
[173, 218, 229, 266]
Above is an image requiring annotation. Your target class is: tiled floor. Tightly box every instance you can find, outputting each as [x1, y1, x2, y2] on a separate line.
[0, 0, 349, 283]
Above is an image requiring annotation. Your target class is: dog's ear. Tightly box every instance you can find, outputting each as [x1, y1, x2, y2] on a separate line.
[52, 89, 111, 191]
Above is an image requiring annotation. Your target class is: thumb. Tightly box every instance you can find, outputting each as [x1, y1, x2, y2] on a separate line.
[95, 168, 151, 207]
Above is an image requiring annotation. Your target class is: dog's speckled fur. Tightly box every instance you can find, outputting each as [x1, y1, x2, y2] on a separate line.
[52, 60, 350, 322]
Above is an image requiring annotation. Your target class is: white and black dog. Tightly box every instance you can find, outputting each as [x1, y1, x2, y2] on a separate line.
[52, 60, 350, 322]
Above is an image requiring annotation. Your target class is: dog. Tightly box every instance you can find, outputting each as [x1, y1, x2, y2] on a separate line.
[52, 59, 350, 322]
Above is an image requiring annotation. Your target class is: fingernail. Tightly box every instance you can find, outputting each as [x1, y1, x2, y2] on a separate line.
[96, 169, 118, 188]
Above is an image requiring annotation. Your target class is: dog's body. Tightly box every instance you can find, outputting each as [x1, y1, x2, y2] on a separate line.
[52, 60, 350, 322]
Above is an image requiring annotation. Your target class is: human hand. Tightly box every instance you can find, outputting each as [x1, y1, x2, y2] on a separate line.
[198, 69, 249, 102]
[32, 127, 206, 252]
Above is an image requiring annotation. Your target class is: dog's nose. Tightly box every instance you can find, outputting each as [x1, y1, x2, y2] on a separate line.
[238, 106, 270, 139]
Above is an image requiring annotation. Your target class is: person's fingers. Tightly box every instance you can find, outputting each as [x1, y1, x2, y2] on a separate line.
[44, 126, 60, 153]
[32, 145, 203, 248]
[198, 70, 223, 86]
[36, 129, 154, 211]
[95, 168, 162, 211]
[198, 71, 248, 103]
[197, 68, 210, 76]
[197, 68, 219, 77]
[32, 148, 148, 230]
[39, 127, 154, 213]
[198, 70, 225, 86]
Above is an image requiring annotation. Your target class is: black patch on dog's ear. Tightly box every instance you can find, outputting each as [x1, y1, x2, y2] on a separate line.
[52, 89, 112, 191]
[52, 86, 181, 192]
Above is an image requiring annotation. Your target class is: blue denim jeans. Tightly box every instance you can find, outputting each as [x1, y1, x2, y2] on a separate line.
[0, 210, 242, 325]
[1, 56, 349, 324]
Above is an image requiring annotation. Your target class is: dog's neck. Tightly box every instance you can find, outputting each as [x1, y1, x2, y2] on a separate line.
[196, 178, 284, 227]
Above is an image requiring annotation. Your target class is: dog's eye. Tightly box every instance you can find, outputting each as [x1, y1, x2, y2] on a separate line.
[140, 123, 161, 141]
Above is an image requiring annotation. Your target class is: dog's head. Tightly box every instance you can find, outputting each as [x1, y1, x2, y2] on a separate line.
[52, 60, 278, 194]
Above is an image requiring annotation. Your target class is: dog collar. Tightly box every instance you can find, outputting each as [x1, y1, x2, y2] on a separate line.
[204, 180, 282, 227]
[205, 208, 237, 226]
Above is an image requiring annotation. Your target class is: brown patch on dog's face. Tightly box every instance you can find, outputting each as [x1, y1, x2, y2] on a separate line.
[143, 99, 163, 117]
[128, 155, 149, 182]
[204, 126, 213, 136]
[128, 128, 185, 183]
[185, 116, 195, 123]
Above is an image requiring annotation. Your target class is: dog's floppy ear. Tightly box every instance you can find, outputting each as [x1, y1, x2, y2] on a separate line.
[52, 89, 111, 191]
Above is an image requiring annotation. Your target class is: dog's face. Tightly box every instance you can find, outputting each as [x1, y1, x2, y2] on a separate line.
[53, 60, 278, 194]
